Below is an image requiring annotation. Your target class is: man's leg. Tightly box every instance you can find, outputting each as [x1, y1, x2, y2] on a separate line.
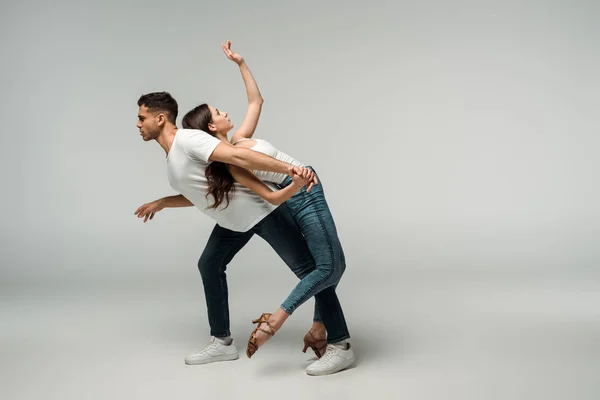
[197, 223, 254, 338]
[185, 224, 254, 366]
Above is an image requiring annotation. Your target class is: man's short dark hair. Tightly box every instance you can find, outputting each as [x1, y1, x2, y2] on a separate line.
[137, 92, 178, 124]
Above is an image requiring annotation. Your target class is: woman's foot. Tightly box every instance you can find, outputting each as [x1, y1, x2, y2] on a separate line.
[303, 322, 327, 358]
[246, 309, 289, 358]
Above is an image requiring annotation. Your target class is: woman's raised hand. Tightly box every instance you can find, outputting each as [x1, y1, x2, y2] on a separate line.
[221, 40, 244, 65]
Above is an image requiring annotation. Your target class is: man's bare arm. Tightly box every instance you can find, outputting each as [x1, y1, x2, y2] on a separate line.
[210, 142, 318, 190]
[210, 141, 289, 174]
[134, 194, 193, 223]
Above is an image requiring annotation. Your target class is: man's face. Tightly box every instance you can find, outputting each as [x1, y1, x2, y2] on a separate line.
[137, 105, 161, 141]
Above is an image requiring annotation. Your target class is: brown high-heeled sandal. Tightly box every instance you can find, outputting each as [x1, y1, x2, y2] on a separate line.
[302, 330, 327, 358]
[246, 313, 276, 358]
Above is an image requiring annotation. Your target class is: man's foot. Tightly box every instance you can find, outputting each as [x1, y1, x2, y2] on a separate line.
[184, 337, 239, 365]
[306, 342, 355, 376]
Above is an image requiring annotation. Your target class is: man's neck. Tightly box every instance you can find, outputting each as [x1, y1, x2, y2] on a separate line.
[156, 124, 178, 157]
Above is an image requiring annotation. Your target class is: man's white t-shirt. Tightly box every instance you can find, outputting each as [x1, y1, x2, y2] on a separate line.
[166, 129, 278, 232]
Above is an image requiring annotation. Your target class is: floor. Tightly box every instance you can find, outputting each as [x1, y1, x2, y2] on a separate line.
[2, 268, 599, 400]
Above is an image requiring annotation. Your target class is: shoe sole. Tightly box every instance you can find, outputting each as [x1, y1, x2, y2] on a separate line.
[185, 352, 239, 365]
[306, 357, 356, 376]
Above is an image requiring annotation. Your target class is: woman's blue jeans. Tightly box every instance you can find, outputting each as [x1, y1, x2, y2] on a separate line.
[278, 167, 349, 340]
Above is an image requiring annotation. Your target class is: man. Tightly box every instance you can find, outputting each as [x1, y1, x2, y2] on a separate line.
[134, 92, 352, 376]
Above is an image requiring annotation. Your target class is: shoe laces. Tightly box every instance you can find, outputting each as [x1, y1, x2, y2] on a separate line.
[198, 338, 220, 354]
[320, 344, 338, 363]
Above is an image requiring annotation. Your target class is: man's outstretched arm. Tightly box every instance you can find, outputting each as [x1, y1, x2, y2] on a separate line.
[134, 194, 192, 223]
[210, 141, 318, 190]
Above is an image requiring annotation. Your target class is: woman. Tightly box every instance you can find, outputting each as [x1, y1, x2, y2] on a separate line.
[182, 41, 353, 372]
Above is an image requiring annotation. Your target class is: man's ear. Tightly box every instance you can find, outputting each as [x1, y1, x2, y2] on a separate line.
[157, 113, 166, 127]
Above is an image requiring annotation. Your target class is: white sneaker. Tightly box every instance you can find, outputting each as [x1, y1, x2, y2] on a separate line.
[184, 337, 239, 365]
[306, 342, 356, 376]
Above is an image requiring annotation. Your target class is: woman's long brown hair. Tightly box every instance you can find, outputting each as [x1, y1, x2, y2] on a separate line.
[182, 104, 235, 209]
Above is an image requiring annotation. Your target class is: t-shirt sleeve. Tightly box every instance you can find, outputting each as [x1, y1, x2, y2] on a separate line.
[182, 130, 222, 163]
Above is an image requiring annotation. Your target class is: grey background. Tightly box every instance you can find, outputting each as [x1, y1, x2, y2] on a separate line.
[1, 0, 599, 399]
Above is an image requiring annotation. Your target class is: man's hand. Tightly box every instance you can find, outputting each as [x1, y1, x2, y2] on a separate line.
[291, 170, 312, 189]
[288, 166, 318, 192]
[221, 40, 244, 65]
[134, 199, 165, 223]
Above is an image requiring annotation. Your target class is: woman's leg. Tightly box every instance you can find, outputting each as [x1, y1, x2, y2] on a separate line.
[248, 203, 349, 353]
[279, 169, 350, 343]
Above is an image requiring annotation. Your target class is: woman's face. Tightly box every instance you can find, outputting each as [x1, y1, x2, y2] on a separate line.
[208, 105, 233, 134]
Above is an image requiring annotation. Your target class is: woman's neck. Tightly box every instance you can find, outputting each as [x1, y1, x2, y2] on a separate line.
[215, 132, 229, 142]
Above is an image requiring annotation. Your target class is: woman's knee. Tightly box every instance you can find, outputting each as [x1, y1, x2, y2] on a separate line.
[318, 260, 344, 287]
